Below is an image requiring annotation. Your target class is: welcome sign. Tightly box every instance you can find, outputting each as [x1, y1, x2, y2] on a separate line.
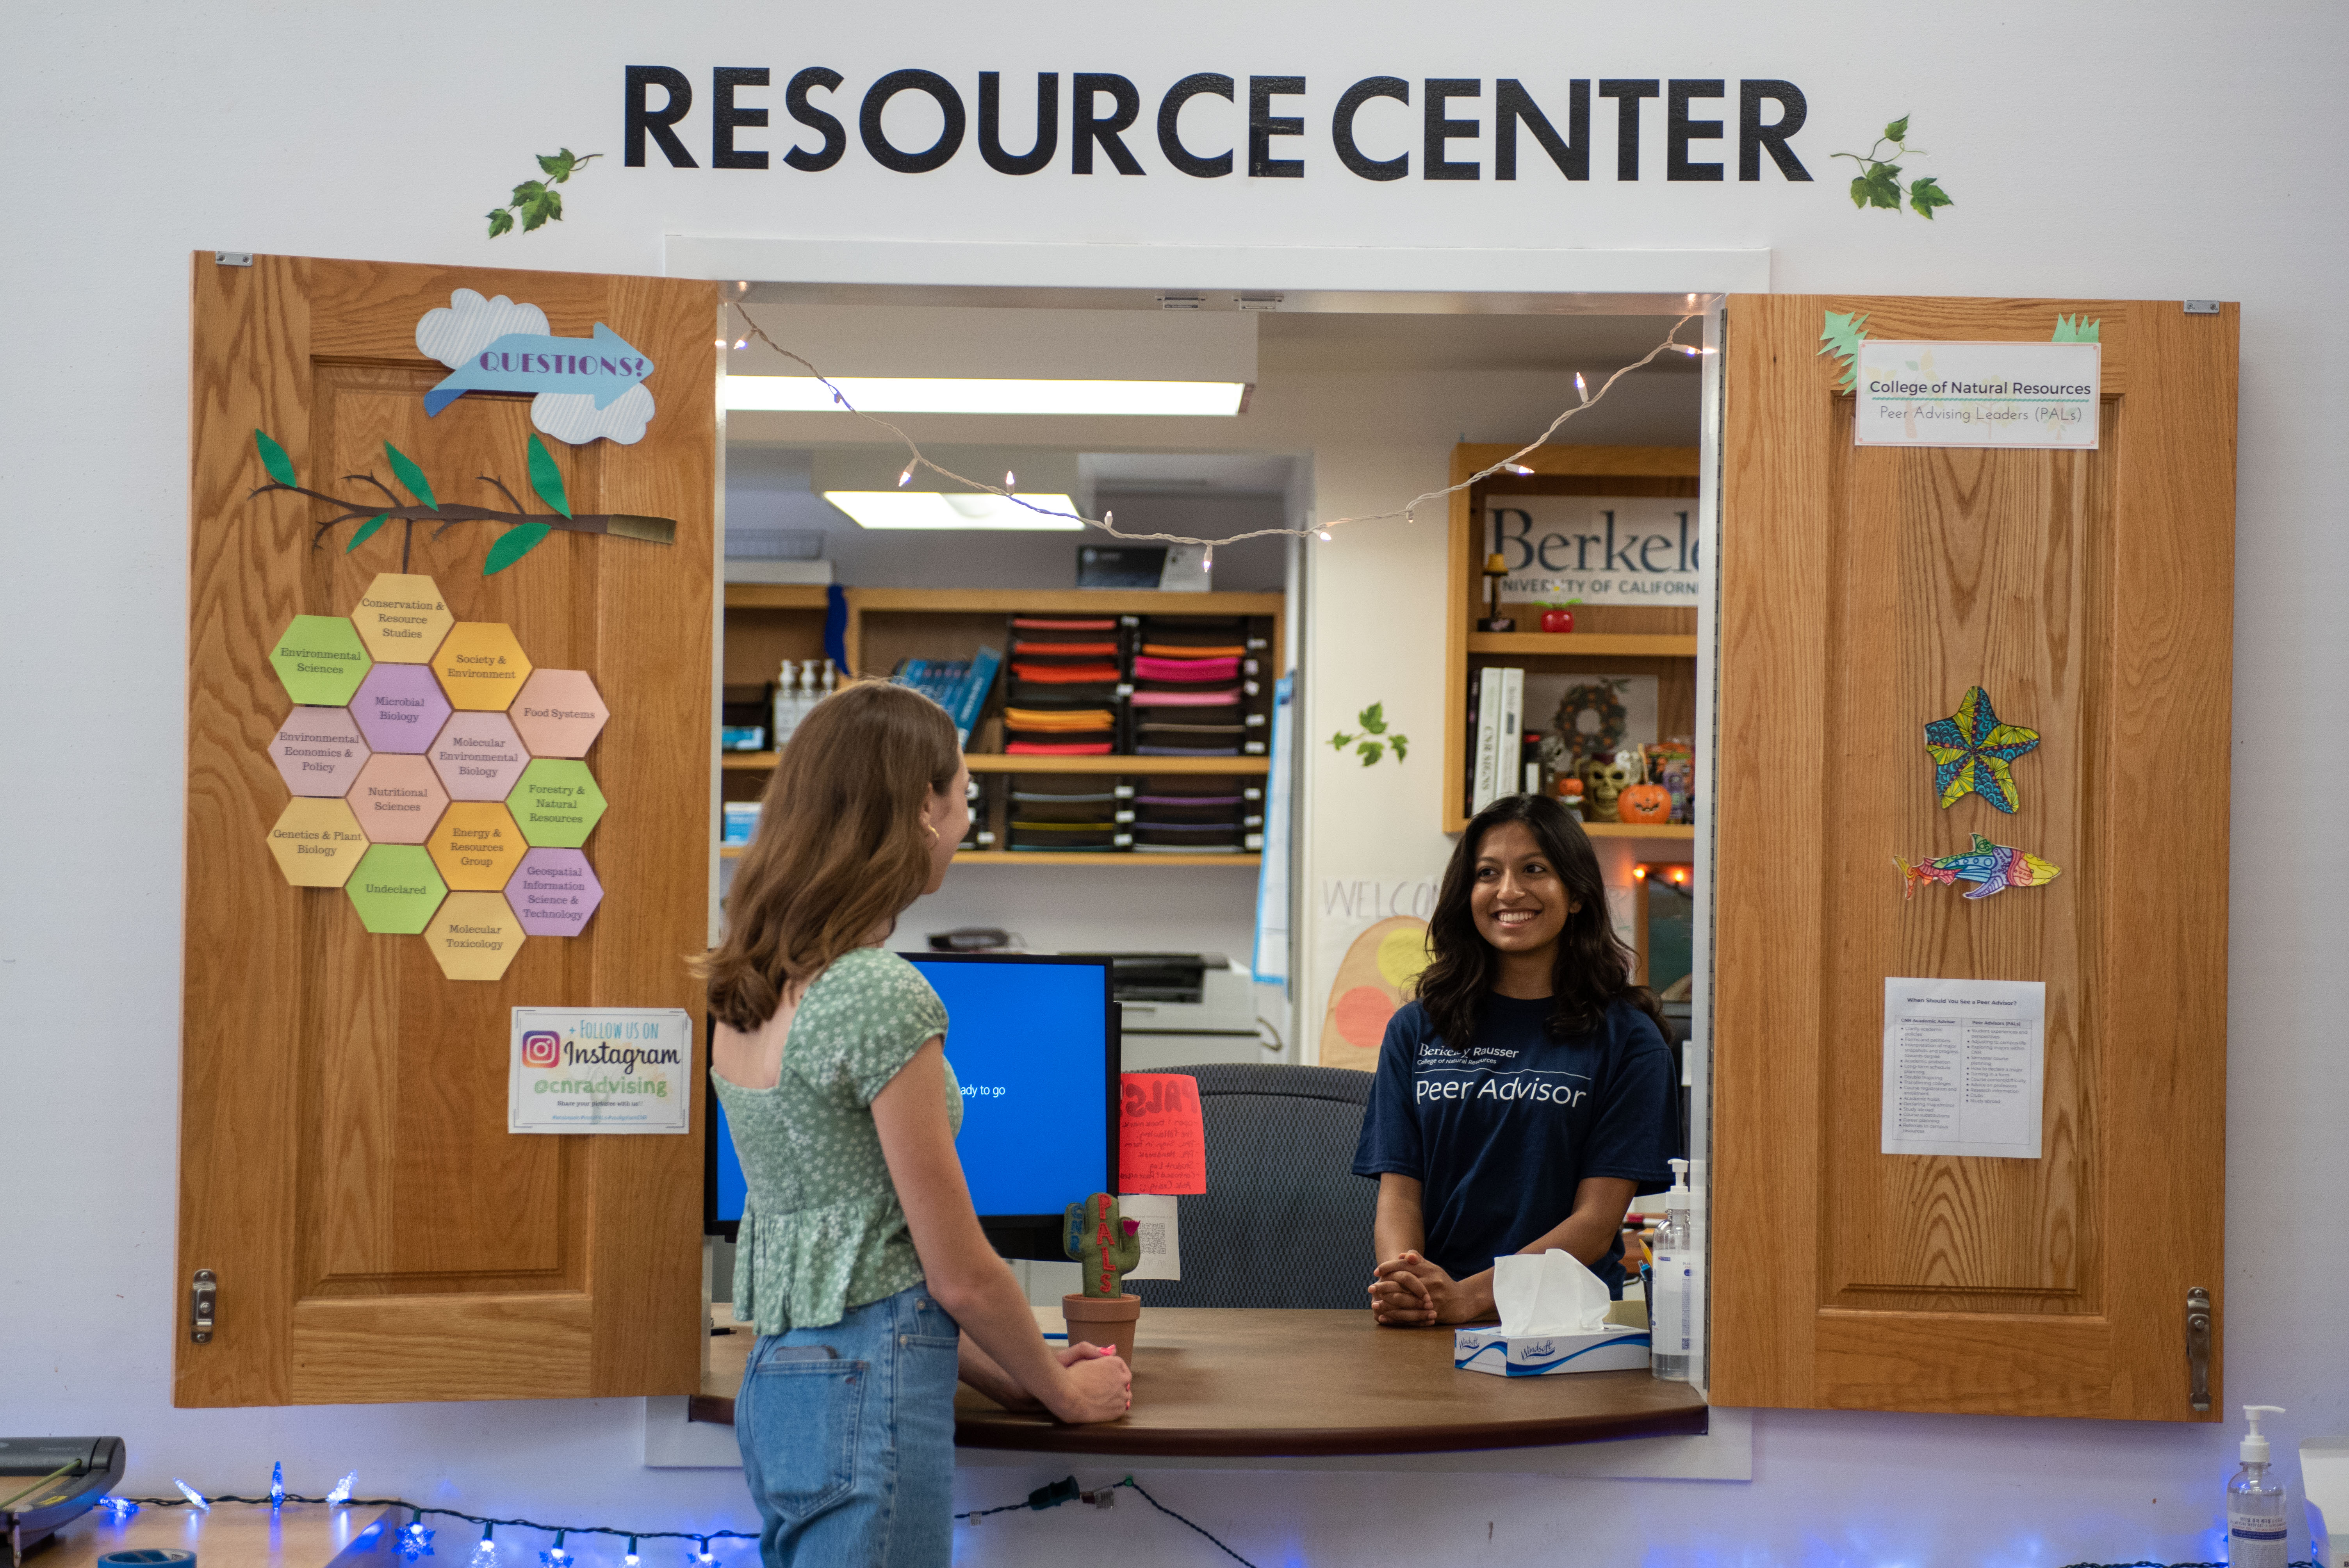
[1490, 496, 1699, 606]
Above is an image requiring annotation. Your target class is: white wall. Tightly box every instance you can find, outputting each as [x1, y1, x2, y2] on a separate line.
[7, 3, 2345, 1564]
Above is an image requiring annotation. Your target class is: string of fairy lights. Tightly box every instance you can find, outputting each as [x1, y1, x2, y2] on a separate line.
[725, 303, 1706, 565]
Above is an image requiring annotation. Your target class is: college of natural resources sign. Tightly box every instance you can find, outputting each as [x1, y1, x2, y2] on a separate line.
[1855, 340, 2101, 449]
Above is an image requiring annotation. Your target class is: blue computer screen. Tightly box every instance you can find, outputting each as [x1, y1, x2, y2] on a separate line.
[709, 955, 1112, 1223]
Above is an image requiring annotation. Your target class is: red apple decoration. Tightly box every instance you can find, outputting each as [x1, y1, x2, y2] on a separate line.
[1540, 608, 1576, 634]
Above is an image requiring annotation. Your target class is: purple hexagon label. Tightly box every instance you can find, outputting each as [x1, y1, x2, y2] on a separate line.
[504, 847, 603, 937]
[429, 713, 531, 802]
[269, 707, 369, 796]
[352, 662, 454, 755]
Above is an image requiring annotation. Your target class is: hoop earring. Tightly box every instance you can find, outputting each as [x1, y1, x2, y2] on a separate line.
[923, 821, 940, 842]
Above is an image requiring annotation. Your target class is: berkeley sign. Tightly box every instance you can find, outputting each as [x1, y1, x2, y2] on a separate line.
[621, 67, 1815, 185]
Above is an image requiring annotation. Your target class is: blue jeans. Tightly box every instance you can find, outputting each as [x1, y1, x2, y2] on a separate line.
[735, 1285, 961, 1568]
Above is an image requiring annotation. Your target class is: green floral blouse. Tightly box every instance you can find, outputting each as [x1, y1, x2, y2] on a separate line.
[712, 946, 960, 1334]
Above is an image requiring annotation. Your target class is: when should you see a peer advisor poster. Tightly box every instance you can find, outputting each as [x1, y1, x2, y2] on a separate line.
[1880, 978, 2045, 1159]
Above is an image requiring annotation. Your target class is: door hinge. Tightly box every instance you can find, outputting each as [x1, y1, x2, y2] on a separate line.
[191, 1269, 218, 1343]
[2184, 299, 2221, 315]
[2185, 1285, 2212, 1411]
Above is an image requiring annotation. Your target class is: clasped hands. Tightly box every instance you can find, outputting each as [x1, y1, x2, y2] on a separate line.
[1367, 1249, 1494, 1327]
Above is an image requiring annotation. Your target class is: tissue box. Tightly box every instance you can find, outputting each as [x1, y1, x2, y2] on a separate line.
[1453, 1323, 1651, 1377]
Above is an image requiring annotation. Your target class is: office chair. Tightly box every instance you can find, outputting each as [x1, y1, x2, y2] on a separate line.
[1128, 1063, 1378, 1310]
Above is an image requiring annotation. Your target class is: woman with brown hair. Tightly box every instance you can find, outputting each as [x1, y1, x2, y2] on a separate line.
[701, 681, 1129, 1568]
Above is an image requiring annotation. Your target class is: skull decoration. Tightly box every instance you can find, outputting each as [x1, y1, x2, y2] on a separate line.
[1577, 749, 1641, 823]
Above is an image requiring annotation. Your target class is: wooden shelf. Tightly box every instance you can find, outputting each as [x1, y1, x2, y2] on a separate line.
[1468, 632, 1698, 658]
[721, 750, 777, 770]
[718, 751, 1269, 776]
[721, 844, 1258, 866]
[1582, 821, 1696, 840]
[853, 588, 1284, 617]
[722, 583, 832, 609]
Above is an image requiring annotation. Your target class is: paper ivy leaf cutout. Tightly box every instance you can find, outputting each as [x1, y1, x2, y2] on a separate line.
[383, 441, 438, 510]
[255, 428, 298, 488]
[2052, 313, 2101, 343]
[1818, 311, 1870, 391]
[1923, 686, 2041, 813]
[1907, 176, 1953, 219]
[484, 522, 552, 576]
[345, 514, 387, 553]
[526, 434, 572, 518]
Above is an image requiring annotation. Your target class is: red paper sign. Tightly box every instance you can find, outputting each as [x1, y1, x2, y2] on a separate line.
[1118, 1073, 1206, 1195]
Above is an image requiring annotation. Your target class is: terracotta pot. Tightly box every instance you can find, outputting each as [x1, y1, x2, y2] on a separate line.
[1062, 1292, 1142, 1366]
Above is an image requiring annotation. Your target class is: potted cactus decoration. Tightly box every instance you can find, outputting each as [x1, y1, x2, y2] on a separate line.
[1061, 1192, 1144, 1367]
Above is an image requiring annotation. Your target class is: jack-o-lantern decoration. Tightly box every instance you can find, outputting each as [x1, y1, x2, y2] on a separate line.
[1617, 780, 1674, 824]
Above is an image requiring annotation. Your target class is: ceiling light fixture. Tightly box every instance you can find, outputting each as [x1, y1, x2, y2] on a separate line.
[823, 491, 1085, 531]
[725, 378, 1247, 417]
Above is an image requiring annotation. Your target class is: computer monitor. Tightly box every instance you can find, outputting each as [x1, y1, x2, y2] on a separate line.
[706, 952, 1119, 1261]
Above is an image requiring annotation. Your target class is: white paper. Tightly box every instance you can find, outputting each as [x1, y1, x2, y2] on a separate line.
[1880, 978, 2044, 1158]
[1492, 1248, 1612, 1336]
[1854, 340, 2101, 449]
[1116, 1193, 1180, 1281]
[509, 1007, 693, 1133]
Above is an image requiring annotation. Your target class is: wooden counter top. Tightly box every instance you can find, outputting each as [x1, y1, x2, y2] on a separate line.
[34, 1503, 401, 1568]
[695, 1306, 1706, 1459]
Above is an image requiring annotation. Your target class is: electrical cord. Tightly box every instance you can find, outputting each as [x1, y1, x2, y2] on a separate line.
[953, 1475, 1257, 1566]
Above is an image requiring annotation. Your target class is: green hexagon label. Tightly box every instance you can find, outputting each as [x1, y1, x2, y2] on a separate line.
[345, 844, 449, 934]
[269, 615, 373, 706]
[508, 759, 606, 848]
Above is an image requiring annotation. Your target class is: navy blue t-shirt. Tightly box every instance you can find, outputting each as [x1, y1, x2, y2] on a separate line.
[1351, 993, 1676, 1293]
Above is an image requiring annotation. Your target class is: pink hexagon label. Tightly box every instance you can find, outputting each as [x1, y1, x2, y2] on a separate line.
[346, 753, 450, 844]
[511, 670, 610, 759]
[505, 847, 604, 937]
[269, 707, 369, 796]
[352, 662, 454, 755]
[429, 712, 530, 801]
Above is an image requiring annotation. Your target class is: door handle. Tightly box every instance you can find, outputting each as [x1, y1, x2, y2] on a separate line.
[2185, 1285, 2211, 1412]
[191, 1269, 217, 1344]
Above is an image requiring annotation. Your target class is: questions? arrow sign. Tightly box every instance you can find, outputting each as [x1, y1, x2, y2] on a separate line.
[425, 322, 654, 416]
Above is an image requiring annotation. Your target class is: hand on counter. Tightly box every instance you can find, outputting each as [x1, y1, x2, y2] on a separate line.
[1369, 1250, 1494, 1327]
[1044, 1341, 1132, 1424]
[960, 1336, 1130, 1420]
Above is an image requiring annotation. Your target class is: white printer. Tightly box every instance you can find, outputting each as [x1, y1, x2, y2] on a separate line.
[1071, 952, 1280, 1070]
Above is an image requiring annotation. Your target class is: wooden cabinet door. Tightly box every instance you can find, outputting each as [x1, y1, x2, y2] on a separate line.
[178, 254, 716, 1406]
[1711, 296, 2234, 1418]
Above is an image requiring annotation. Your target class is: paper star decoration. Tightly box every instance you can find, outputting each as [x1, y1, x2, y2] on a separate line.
[1923, 686, 2041, 813]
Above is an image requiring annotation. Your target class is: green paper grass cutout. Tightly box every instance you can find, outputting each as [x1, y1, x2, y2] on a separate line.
[2052, 314, 2101, 343]
[250, 429, 674, 575]
[1330, 701, 1410, 766]
[1923, 686, 2041, 814]
[1819, 311, 1870, 392]
[1832, 116, 1955, 219]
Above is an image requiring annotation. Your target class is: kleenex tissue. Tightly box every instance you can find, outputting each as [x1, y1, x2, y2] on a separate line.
[1454, 1250, 1650, 1377]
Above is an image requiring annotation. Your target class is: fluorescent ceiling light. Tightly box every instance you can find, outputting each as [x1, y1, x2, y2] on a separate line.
[823, 491, 1086, 531]
[728, 376, 1246, 416]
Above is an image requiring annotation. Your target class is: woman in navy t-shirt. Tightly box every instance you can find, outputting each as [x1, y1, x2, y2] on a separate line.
[1353, 792, 1676, 1324]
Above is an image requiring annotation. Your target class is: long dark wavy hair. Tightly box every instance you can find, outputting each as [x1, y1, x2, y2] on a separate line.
[1413, 793, 1670, 1046]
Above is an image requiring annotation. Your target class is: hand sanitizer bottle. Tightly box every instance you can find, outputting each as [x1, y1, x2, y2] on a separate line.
[772, 661, 802, 750]
[2230, 1405, 2290, 1568]
[1649, 1158, 1694, 1382]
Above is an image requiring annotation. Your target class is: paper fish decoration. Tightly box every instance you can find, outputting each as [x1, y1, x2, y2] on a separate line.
[1923, 686, 2041, 813]
[1894, 834, 2062, 900]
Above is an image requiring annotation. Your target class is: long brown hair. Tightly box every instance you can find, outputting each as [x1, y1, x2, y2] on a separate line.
[697, 680, 961, 1032]
[1413, 793, 1670, 1046]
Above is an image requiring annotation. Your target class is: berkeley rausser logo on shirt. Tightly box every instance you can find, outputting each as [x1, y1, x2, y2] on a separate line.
[1414, 1042, 1591, 1108]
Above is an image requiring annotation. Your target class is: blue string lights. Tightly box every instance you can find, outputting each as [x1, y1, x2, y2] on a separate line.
[471, 1523, 497, 1566]
[270, 1462, 285, 1511]
[399, 1510, 437, 1561]
[171, 1480, 209, 1513]
[325, 1472, 357, 1507]
[539, 1529, 572, 1568]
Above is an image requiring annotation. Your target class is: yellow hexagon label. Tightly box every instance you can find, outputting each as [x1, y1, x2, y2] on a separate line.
[423, 891, 527, 982]
[433, 622, 533, 711]
[352, 574, 455, 664]
[266, 797, 371, 887]
[427, 801, 527, 891]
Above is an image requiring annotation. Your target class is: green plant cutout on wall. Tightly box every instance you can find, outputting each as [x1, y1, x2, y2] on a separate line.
[487, 148, 601, 237]
[1330, 702, 1410, 766]
[1832, 116, 1953, 219]
[250, 429, 674, 574]
[1819, 310, 1871, 392]
[2052, 314, 2101, 342]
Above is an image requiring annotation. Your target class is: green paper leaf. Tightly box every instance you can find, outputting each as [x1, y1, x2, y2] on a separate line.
[1329, 731, 1356, 749]
[1884, 115, 1910, 143]
[1907, 176, 1953, 219]
[345, 514, 387, 553]
[254, 428, 297, 488]
[1857, 162, 1903, 210]
[483, 522, 553, 576]
[1359, 702, 1387, 735]
[537, 148, 576, 181]
[1390, 734, 1411, 763]
[526, 435, 572, 517]
[383, 442, 437, 509]
[1357, 740, 1384, 766]
[487, 208, 515, 238]
[511, 178, 547, 206]
[2051, 313, 2101, 343]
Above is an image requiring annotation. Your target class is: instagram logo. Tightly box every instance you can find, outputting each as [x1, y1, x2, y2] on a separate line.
[521, 1030, 561, 1068]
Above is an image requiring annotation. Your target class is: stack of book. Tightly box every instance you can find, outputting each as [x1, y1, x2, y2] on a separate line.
[1467, 665, 1527, 814]
[890, 647, 1002, 745]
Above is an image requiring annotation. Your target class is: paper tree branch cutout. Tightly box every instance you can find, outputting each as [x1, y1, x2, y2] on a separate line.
[1830, 116, 1953, 219]
[1819, 310, 1870, 392]
[1923, 685, 2041, 813]
[250, 429, 674, 576]
[1330, 701, 1410, 766]
[1895, 834, 2062, 900]
[487, 148, 600, 238]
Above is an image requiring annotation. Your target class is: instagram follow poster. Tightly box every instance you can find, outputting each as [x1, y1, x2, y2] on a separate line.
[510, 1007, 693, 1132]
